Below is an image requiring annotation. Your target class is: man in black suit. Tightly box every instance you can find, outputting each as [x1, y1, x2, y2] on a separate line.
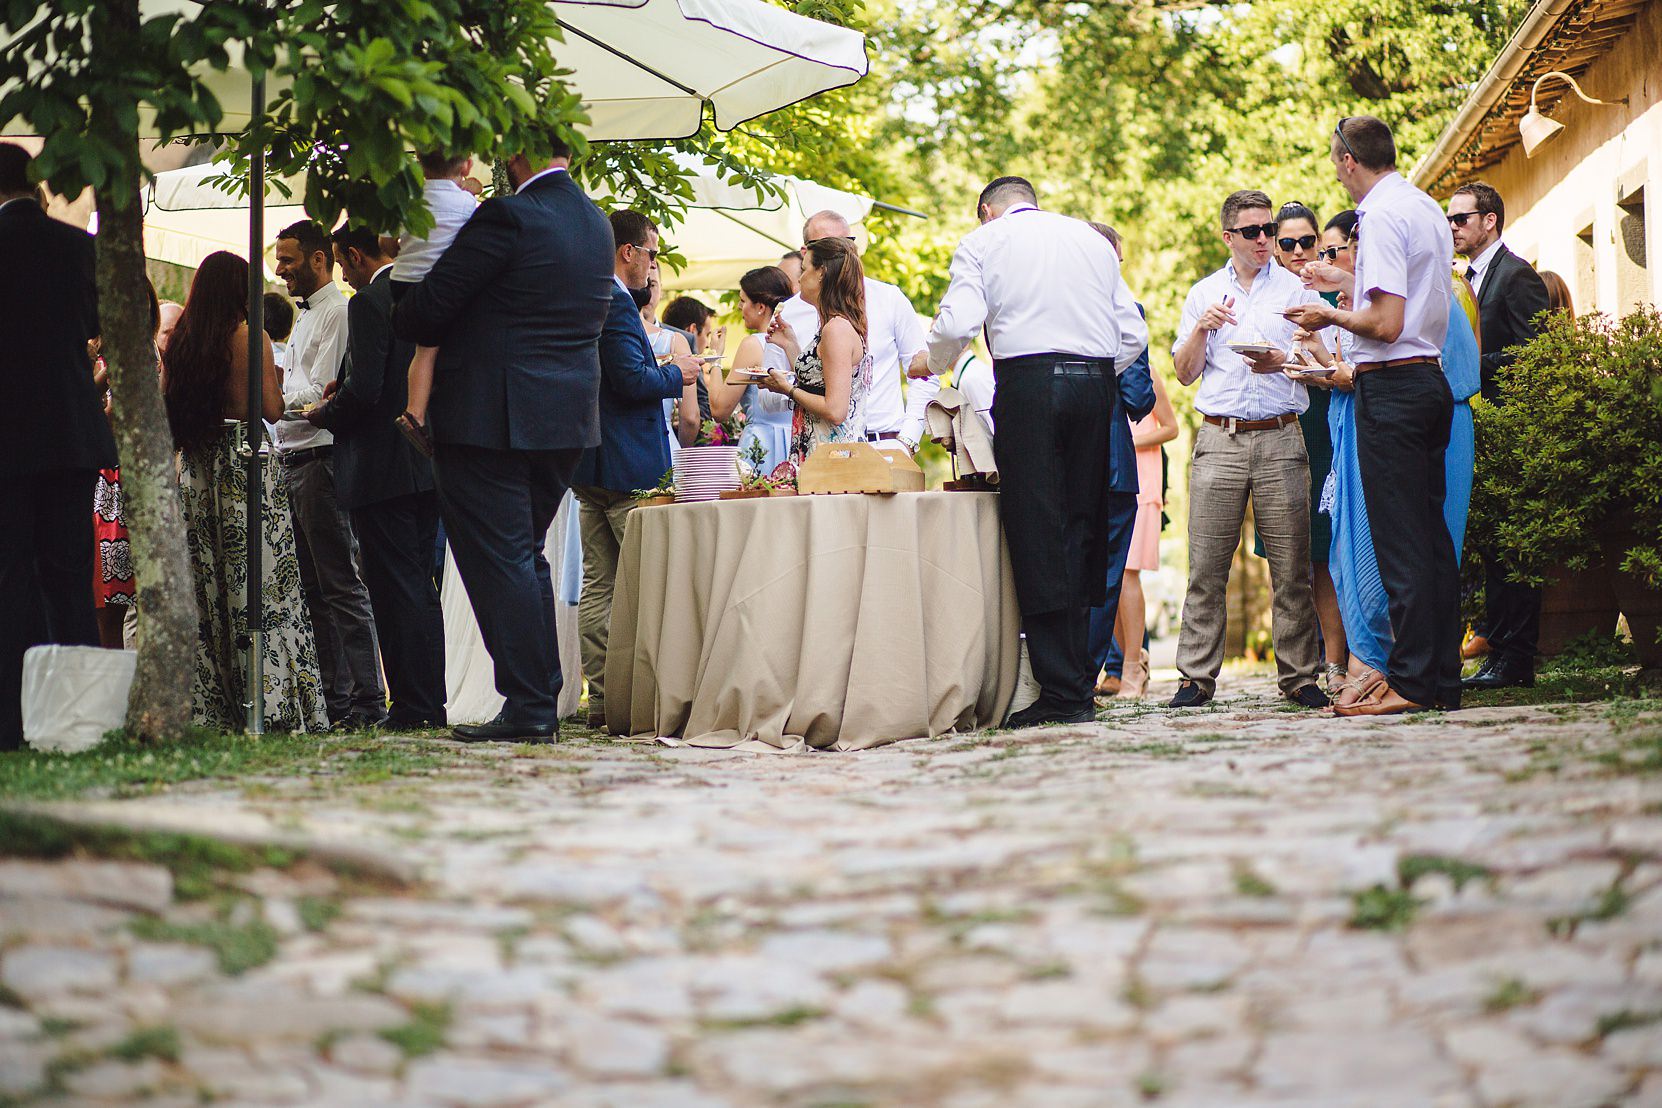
[1447, 181, 1551, 691]
[0, 143, 118, 750]
[392, 138, 614, 742]
[310, 227, 446, 729]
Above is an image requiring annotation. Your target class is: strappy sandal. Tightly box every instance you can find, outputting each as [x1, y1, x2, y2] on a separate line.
[395, 411, 434, 458]
[1336, 667, 1387, 710]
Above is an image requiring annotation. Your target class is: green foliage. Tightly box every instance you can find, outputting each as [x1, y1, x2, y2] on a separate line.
[1483, 977, 1540, 1013]
[1348, 884, 1423, 931]
[108, 1025, 182, 1064]
[1397, 854, 1492, 893]
[131, 909, 280, 975]
[379, 1001, 452, 1057]
[1470, 308, 1662, 589]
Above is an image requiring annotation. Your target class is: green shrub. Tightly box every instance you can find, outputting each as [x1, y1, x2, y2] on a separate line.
[1470, 307, 1662, 588]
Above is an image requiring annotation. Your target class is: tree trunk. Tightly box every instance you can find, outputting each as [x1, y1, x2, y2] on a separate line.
[91, 0, 199, 741]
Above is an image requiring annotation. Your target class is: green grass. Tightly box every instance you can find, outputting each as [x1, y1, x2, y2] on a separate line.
[1482, 977, 1540, 1013]
[130, 910, 279, 975]
[1595, 1009, 1662, 1039]
[107, 1025, 181, 1064]
[1233, 866, 1277, 898]
[0, 809, 299, 900]
[1348, 885, 1423, 932]
[1398, 854, 1493, 893]
[0, 728, 463, 802]
[298, 896, 341, 933]
[702, 1006, 827, 1031]
[378, 1001, 451, 1058]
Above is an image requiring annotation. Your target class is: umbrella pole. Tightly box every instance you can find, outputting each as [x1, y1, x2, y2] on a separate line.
[244, 74, 266, 736]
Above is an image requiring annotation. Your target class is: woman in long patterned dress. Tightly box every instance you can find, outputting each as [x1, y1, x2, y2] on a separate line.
[161, 251, 327, 733]
[759, 237, 872, 463]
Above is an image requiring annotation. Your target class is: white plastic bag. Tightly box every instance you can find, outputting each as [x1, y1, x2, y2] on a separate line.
[21, 645, 137, 753]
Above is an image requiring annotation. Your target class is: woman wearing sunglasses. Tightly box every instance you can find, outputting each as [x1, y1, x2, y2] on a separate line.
[1258, 201, 1347, 693]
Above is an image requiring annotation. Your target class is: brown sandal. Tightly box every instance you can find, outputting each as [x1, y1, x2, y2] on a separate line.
[395, 411, 434, 458]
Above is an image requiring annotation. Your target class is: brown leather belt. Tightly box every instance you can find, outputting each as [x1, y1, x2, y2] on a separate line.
[1202, 413, 1298, 432]
[1354, 356, 1442, 375]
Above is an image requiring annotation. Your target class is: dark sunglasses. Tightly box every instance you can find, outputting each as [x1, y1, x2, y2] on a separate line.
[1227, 222, 1278, 241]
[1446, 211, 1488, 227]
[629, 243, 660, 261]
[1334, 117, 1361, 163]
[1316, 244, 1351, 261]
[1277, 234, 1318, 252]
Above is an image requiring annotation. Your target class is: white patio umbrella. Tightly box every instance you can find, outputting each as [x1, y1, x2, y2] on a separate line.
[148, 155, 902, 291]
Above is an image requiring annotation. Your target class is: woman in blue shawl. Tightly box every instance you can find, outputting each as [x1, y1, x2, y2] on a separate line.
[1297, 213, 1478, 708]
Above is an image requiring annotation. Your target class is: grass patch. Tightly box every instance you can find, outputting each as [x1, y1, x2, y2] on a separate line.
[1596, 1009, 1662, 1039]
[379, 1001, 451, 1058]
[1024, 960, 1073, 981]
[298, 896, 341, 933]
[1135, 1071, 1168, 1100]
[1233, 866, 1277, 898]
[39, 1017, 82, 1038]
[1348, 885, 1423, 932]
[0, 809, 299, 900]
[1548, 878, 1633, 938]
[130, 910, 279, 975]
[1398, 854, 1493, 893]
[702, 1005, 826, 1031]
[1482, 977, 1540, 1013]
[107, 1025, 181, 1064]
[0, 729, 462, 802]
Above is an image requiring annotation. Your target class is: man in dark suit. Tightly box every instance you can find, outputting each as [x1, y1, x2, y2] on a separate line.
[0, 143, 118, 750]
[1447, 181, 1551, 691]
[311, 226, 446, 729]
[392, 139, 615, 742]
[571, 210, 700, 730]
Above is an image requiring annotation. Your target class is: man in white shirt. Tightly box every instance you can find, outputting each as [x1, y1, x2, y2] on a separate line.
[921, 176, 1149, 727]
[1285, 115, 1459, 716]
[1167, 189, 1327, 711]
[273, 219, 385, 728]
[778, 210, 934, 451]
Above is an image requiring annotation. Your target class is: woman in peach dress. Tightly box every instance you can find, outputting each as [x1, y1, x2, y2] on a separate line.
[1114, 371, 1179, 698]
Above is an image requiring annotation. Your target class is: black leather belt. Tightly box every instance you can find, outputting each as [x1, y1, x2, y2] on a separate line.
[281, 445, 333, 466]
[865, 431, 901, 441]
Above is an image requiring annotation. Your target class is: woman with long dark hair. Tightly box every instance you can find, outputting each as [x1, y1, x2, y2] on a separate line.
[760, 238, 873, 462]
[162, 250, 327, 732]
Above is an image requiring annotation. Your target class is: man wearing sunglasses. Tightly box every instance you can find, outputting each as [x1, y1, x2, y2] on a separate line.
[1448, 181, 1550, 693]
[1284, 115, 1460, 716]
[1167, 189, 1328, 711]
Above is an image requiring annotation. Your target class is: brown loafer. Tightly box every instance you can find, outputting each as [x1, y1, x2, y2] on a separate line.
[1333, 686, 1429, 717]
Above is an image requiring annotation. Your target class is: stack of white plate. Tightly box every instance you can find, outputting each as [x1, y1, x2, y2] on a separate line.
[673, 446, 741, 502]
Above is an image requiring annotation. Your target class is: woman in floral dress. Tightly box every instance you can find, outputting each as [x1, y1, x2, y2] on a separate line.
[759, 237, 872, 463]
[161, 251, 327, 733]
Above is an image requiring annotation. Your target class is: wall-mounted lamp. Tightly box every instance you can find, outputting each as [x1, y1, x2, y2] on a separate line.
[1520, 70, 1628, 158]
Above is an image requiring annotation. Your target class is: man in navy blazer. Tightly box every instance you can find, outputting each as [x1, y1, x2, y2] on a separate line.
[392, 139, 614, 742]
[571, 210, 699, 730]
[313, 227, 444, 729]
[0, 144, 117, 750]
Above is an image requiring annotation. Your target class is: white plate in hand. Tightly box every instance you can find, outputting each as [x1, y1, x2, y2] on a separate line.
[1226, 342, 1278, 356]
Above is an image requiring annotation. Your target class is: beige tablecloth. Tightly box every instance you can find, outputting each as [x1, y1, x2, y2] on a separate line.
[605, 492, 1020, 751]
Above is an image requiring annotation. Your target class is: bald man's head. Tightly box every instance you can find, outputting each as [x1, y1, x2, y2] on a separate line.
[802, 209, 854, 248]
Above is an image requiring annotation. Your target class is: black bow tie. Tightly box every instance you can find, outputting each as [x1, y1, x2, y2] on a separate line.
[296, 298, 311, 311]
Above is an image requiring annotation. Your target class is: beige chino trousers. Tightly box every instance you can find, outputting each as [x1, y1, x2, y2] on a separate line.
[574, 487, 639, 724]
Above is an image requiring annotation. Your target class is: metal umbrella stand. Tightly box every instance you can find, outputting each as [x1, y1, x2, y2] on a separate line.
[243, 75, 266, 734]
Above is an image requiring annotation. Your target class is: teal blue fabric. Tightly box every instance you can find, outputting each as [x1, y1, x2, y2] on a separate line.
[1327, 291, 1476, 672]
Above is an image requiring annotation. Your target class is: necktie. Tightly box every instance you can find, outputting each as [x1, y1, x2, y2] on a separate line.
[297, 298, 311, 311]
[1463, 264, 1476, 284]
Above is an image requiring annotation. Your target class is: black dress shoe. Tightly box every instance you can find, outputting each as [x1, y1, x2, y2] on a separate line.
[1286, 684, 1331, 709]
[385, 714, 446, 731]
[1167, 681, 1212, 708]
[1006, 702, 1096, 728]
[451, 717, 558, 743]
[1462, 661, 1534, 691]
[331, 711, 389, 733]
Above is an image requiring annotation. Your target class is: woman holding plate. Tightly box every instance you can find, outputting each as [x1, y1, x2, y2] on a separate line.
[761, 239, 872, 464]
[711, 265, 797, 474]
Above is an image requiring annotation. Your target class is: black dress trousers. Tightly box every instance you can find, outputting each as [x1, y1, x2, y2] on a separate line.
[352, 491, 447, 726]
[1355, 362, 1461, 707]
[991, 354, 1118, 713]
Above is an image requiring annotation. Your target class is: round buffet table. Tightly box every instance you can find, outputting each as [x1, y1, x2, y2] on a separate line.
[604, 491, 1020, 751]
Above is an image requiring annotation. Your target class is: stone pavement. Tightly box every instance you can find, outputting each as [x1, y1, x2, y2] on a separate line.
[2, 671, 1661, 1106]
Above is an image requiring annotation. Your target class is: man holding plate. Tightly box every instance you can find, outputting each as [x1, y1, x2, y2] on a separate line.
[1167, 189, 1328, 710]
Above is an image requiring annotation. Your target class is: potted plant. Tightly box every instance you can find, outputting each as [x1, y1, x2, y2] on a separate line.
[1470, 306, 1662, 677]
[631, 469, 677, 508]
[672, 409, 749, 502]
[721, 454, 800, 500]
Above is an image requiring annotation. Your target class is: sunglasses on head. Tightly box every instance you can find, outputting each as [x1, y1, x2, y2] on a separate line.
[1277, 234, 1318, 252]
[1317, 244, 1351, 261]
[1227, 222, 1278, 241]
[1446, 211, 1487, 227]
[1334, 117, 1361, 163]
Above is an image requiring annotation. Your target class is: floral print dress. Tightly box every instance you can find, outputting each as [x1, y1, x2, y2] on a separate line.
[176, 422, 328, 733]
[788, 330, 872, 464]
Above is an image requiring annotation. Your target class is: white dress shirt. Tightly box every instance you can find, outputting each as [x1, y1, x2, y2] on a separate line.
[275, 280, 348, 452]
[1464, 237, 1504, 298]
[1350, 171, 1452, 364]
[926, 204, 1147, 378]
[515, 166, 567, 193]
[1175, 261, 1317, 420]
[392, 179, 477, 284]
[779, 277, 932, 445]
[953, 349, 996, 433]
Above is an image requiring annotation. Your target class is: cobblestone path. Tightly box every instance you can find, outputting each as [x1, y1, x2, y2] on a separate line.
[3, 675, 1661, 1106]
